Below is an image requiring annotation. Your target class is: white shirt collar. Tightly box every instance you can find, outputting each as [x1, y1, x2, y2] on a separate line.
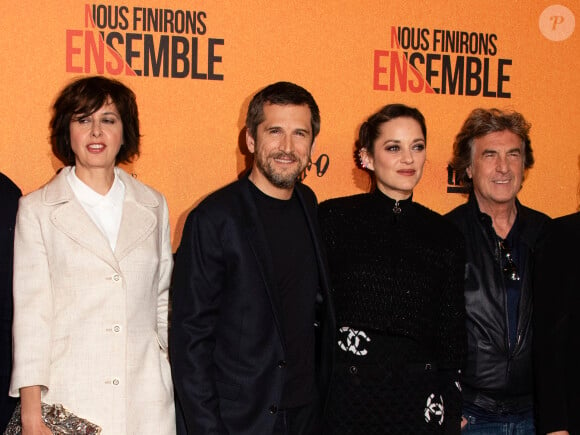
[67, 166, 125, 206]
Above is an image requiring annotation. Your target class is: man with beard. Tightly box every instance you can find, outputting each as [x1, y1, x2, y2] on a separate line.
[170, 82, 335, 435]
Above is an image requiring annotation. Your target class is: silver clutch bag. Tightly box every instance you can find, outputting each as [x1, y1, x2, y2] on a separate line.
[4, 402, 102, 434]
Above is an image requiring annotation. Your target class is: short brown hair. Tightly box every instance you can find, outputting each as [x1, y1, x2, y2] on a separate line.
[450, 108, 534, 187]
[245, 81, 320, 144]
[50, 76, 140, 166]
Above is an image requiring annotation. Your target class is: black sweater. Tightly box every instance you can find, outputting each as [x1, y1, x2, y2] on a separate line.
[319, 190, 466, 369]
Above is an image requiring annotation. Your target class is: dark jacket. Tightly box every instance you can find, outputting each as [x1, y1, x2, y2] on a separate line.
[170, 176, 335, 435]
[533, 212, 580, 434]
[0, 173, 21, 432]
[446, 194, 549, 414]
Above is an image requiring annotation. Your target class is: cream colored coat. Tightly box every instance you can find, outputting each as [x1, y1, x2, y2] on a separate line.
[10, 167, 175, 434]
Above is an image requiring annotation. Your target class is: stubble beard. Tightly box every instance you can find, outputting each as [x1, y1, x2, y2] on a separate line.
[256, 152, 306, 189]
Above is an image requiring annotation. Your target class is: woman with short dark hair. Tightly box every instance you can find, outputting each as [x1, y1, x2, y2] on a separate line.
[10, 76, 175, 434]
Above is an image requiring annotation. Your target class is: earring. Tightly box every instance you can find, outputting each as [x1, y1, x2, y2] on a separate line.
[359, 152, 366, 169]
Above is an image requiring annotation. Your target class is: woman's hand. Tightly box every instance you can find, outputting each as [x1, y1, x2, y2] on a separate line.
[20, 385, 52, 435]
[461, 416, 468, 430]
[21, 418, 52, 435]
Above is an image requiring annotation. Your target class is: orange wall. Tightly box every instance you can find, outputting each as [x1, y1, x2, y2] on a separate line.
[1, 1, 578, 249]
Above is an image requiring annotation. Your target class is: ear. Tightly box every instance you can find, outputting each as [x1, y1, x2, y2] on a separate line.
[466, 165, 473, 179]
[246, 130, 256, 154]
[309, 139, 317, 158]
[360, 148, 374, 171]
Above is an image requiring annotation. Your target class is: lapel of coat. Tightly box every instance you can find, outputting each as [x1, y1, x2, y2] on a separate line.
[46, 168, 120, 271]
[113, 169, 158, 262]
[239, 177, 286, 349]
[45, 168, 158, 270]
[293, 184, 330, 296]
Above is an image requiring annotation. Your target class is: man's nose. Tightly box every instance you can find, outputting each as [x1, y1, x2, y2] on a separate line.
[279, 134, 292, 152]
[496, 155, 508, 172]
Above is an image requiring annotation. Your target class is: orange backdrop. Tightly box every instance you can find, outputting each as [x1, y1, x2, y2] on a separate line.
[1, 1, 578, 249]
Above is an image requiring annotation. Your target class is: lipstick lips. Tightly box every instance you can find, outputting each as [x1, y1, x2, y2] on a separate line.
[87, 143, 106, 153]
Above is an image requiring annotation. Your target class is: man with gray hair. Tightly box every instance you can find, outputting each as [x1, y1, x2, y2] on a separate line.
[446, 108, 549, 434]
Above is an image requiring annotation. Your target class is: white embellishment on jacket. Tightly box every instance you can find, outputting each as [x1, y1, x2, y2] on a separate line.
[337, 326, 371, 356]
